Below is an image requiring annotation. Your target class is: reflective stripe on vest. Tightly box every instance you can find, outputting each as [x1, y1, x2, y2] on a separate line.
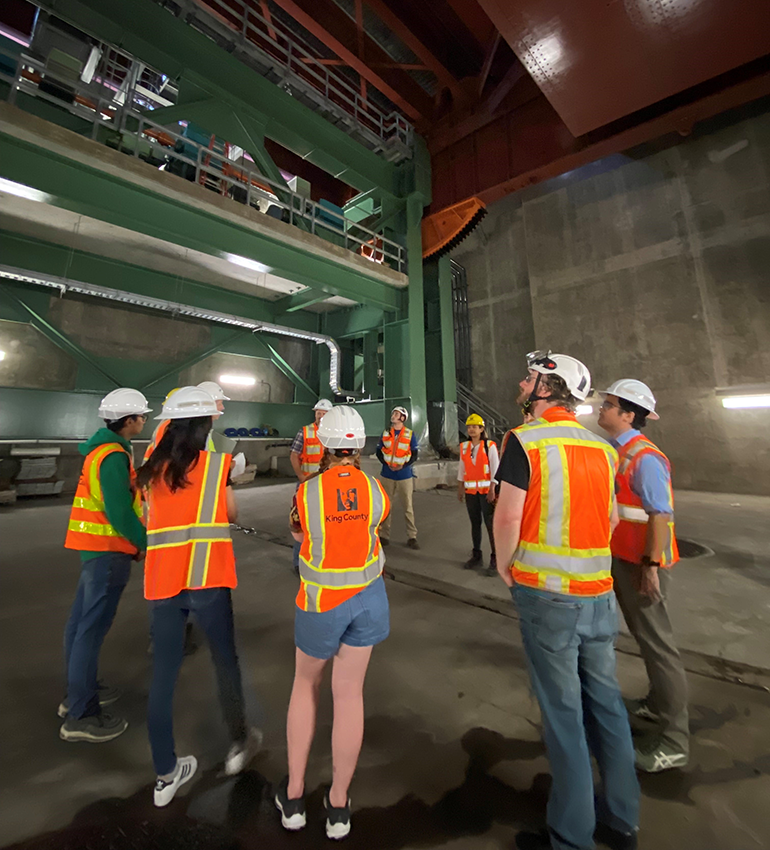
[300, 424, 322, 473]
[144, 451, 235, 597]
[612, 434, 679, 567]
[461, 440, 495, 494]
[296, 467, 388, 612]
[65, 443, 142, 553]
[382, 427, 412, 468]
[509, 413, 618, 596]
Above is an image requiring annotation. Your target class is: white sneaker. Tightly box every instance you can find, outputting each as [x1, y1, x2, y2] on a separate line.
[154, 756, 198, 807]
[225, 727, 263, 776]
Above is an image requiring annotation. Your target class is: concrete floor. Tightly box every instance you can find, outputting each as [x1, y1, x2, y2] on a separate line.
[1, 484, 769, 849]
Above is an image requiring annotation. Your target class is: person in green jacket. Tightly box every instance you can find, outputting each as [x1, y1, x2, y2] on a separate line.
[59, 389, 150, 743]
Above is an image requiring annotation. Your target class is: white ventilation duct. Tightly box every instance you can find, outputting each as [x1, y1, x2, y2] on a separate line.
[0, 265, 361, 398]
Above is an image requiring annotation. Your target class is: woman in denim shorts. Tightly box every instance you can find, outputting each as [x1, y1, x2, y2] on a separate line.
[275, 406, 391, 840]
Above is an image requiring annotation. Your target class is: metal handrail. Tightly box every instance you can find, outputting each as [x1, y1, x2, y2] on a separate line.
[457, 381, 510, 442]
[163, 0, 413, 155]
[1, 49, 406, 273]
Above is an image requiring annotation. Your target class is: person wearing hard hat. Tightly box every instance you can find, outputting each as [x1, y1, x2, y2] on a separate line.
[289, 399, 333, 573]
[59, 388, 151, 743]
[376, 405, 420, 549]
[457, 413, 499, 576]
[136, 386, 260, 807]
[494, 352, 639, 850]
[143, 382, 226, 463]
[278, 406, 390, 840]
[598, 379, 688, 775]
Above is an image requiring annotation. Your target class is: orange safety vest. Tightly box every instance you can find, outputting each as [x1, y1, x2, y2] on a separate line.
[460, 440, 497, 494]
[381, 427, 413, 469]
[508, 408, 619, 596]
[611, 434, 679, 567]
[143, 419, 215, 463]
[295, 465, 390, 613]
[299, 423, 323, 475]
[65, 443, 143, 554]
[143, 451, 236, 600]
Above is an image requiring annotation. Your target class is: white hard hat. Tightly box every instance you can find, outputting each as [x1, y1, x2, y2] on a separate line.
[313, 398, 333, 411]
[391, 405, 408, 420]
[600, 379, 660, 420]
[317, 405, 366, 449]
[98, 388, 151, 420]
[197, 380, 230, 401]
[155, 386, 219, 420]
[527, 351, 592, 402]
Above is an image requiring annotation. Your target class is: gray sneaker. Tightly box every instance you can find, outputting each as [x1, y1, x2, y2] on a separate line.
[635, 736, 688, 773]
[58, 683, 122, 719]
[625, 696, 659, 723]
[59, 712, 128, 743]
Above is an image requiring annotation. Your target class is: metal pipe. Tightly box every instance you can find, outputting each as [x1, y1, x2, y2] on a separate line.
[0, 264, 362, 400]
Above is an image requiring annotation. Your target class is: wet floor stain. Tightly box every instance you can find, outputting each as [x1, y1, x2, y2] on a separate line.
[6, 718, 770, 849]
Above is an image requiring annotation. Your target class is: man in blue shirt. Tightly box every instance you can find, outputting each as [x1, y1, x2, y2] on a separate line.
[599, 379, 688, 774]
[376, 406, 419, 550]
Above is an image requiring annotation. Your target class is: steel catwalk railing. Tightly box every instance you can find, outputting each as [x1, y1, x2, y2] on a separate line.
[457, 381, 510, 444]
[0, 49, 406, 273]
[154, 0, 413, 156]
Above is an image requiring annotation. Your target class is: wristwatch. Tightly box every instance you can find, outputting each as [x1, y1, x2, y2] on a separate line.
[640, 556, 660, 568]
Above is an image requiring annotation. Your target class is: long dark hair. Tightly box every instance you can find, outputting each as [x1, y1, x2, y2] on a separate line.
[136, 416, 212, 492]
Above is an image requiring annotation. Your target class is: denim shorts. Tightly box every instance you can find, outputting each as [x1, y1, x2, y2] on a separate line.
[294, 576, 390, 660]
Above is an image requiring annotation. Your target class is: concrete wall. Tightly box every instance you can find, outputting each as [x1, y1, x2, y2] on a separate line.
[452, 100, 770, 495]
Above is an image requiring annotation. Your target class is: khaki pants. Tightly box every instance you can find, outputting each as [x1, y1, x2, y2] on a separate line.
[612, 557, 689, 754]
[379, 476, 417, 541]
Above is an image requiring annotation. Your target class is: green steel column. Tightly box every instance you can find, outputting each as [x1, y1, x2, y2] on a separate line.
[363, 329, 381, 399]
[406, 192, 428, 449]
[438, 254, 458, 447]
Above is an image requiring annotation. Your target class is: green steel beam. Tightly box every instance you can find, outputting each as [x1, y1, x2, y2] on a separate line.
[252, 334, 316, 401]
[0, 132, 402, 311]
[273, 288, 330, 315]
[44, 0, 401, 196]
[362, 329, 381, 400]
[0, 231, 295, 326]
[0, 286, 122, 387]
[139, 329, 248, 392]
[406, 193, 428, 448]
[322, 305, 386, 340]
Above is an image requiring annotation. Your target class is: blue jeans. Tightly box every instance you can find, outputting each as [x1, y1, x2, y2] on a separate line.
[148, 588, 246, 775]
[513, 584, 639, 850]
[63, 553, 132, 719]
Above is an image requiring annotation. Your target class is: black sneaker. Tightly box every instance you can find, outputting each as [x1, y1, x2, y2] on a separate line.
[484, 554, 497, 576]
[595, 822, 639, 850]
[463, 550, 482, 570]
[406, 538, 420, 551]
[275, 776, 306, 831]
[59, 712, 128, 743]
[324, 792, 351, 840]
[57, 683, 122, 719]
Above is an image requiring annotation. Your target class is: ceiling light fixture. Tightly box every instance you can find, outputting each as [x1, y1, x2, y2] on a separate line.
[219, 374, 256, 387]
[0, 177, 53, 204]
[721, 395, 770, 410]
[223, 253, 272, 275]
[0, 350, 5, 361]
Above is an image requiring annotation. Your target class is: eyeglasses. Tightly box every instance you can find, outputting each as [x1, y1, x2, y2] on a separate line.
[599, 401, 619, 412]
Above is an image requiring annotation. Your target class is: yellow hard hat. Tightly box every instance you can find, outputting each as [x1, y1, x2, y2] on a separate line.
[163, 387, 180, 404]
[465, 413, 485, 427]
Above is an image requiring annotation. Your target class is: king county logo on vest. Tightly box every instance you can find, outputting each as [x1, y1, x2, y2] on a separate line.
[337, 487, 358, 511]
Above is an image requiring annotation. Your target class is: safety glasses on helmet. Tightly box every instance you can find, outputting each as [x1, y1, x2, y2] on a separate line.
[526, 350, 558, 371]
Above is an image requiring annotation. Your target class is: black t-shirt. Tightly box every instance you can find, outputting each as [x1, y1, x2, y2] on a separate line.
[496, 431, 530, 491]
